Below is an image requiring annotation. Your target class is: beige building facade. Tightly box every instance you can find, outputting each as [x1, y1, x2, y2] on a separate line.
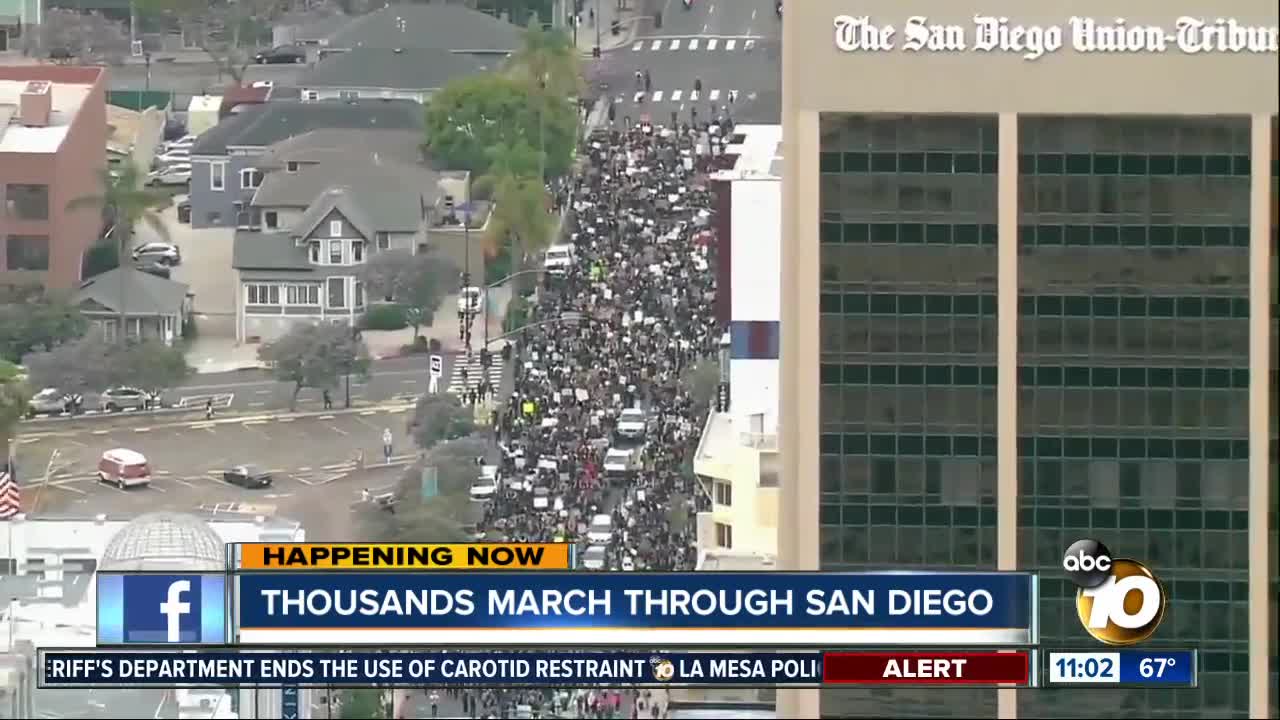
[779, 1, 1276, 717]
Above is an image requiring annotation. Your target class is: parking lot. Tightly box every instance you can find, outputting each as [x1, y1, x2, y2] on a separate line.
[14, 409, 418, 519]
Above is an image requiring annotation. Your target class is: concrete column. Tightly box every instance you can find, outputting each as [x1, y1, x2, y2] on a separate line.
[1247, 112, 1273, 720]
[776, 105, 822, 720]
[996, 112, 1020, 720]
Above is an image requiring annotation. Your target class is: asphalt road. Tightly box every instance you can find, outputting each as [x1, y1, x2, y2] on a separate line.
[597, 0, 781, 124]
[18, 355, 460, 429]
[14, 410, 420, 535]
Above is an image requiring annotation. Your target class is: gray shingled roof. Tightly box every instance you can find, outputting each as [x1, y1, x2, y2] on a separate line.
[327, 3, 521, 53]
[252, 155, 440, 216]
[191, 99, 422, 155]
[300, 47, 492, 91]
[233, 231, 311, 270]
[74, 268, 189, 316]
[256, 128, 424, 169]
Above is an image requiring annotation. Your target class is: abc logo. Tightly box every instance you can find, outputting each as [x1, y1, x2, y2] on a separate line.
[1063, 539, 1166, 646]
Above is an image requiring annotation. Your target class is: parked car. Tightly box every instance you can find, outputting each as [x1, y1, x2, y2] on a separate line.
[586, 513, 613, 544]
[132, 242, 181, 265]
[254, 45, 306, 64]
[163, 134, 198, 153]
[27, 388, 74, 418]
[222, 465, 273, 488]
[154, 148, 190, 165]
[97, 448, 151, 489]
[99, 387, 156, 412]
[148, 163, 191, 186]
[48, 47, 73, 61]
[616, 407, 647, 439]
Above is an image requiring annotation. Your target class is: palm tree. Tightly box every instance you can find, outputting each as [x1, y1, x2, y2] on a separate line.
[67, 163, 171, 342]
[0, 360, 30, 479]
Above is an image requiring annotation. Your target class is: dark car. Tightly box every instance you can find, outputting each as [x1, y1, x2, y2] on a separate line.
[254, 45, 306, 64]
[48, 47, 74, 61]
[223, 465, 273, 488]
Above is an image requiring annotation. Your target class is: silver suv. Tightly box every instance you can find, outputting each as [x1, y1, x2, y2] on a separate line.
[99, 387, 158, 412]
[27, 388, 74, 418]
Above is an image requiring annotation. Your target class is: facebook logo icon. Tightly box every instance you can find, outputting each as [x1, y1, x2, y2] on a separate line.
[97, 573, 227, 645]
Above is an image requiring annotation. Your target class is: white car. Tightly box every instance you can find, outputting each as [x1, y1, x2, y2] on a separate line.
[469, 475, 498, 501]
[532, 487, 550, 509]
[586, 513, 613, 544]
[581, 545, 607, 570]
[457, 286, 482, 315]
[621, 554, 635, 571]
[154, 148, 190, 165]
[616, 408, 647, 439]
[543, 243, 575, 274]
[602, 447, 633, 475]
[163, 134, 197, 153]
[148, 163, 191, 186]
[132, 242, 181, 265]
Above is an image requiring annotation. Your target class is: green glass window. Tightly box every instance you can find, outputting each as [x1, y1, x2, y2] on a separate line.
[1092, 437, 1118, 458]
[1149, 367, 1174, 387]
[1176, 155, 1204, 175]
[1118, 367, 1145, 387]
[1064, 366, 1091, 386]
[821, 222, 843, 244]
[1037, 296, 1063, 316]
[1065, 154, 1091, 174]
[820, 152, 842, 173]
[870, 365, 895, 385]
[1120, 296, 1146, 316]
[1176, 297, 1203, 318]
[925, 435, 951, 455]
[844, 152, 869, 173]
[1231, 225, 1249, 247]
[1093, 153, 1120, 175]
[924, 295, 952, 314]
[925, 223, 951, 244]
[1203, 154, 1232, 176]
[1093, 225, 1119, 246]
[1065, 225, 1090, 245]
[1063, 295, 1090, 316]
[1148, 154, 1176, 175]
[1177, 226, 1204, 246]
[870, 152, 897, 173]
[954, 365, 981, 385]
[954, 224, 980, 245]
[1038, 153, 1065, 174]
[1148, 296, 1175, 318]
[899, 152, 925, 173]
[1149, 225, 1175, 246]
[1176, 367, 1203, 388]
[1092, 367, 1118, 387]
[1093, 296, 1118, 317]
[980, 153, 998, 174]
[1205, 226, 1232, 246]
[820, 364, 841, 384]
[954, 153, 980, 174]
[844, 434, 868, 454]
[1038, 366, 1063, 385]
[926, 152, 952, 173]
[1019, 225, 1036, 245]
[1121, 226, 1147, 246]
[899, 223, 924, 244]
[1018, 154, 1035, 174]
[1039, 225, 1063, 245]
[820, 293, 841, 313]
[954, 295, 981, 315]
[869, 294, 896, 313]
[980, 224, 997, 246]
[1120, 154, 1147, 175]
[898, 294, 925, 315]
[898, 365, 925, 385]
[870, 223, 896, 243]
[845, 223, 869, 243]
[925, 365, 952, 384]
[870, 434, 896, 454]
[1204, 368, 1231, 388]
[844, 365, 869, 384]
[1232, 154, 1250, 175]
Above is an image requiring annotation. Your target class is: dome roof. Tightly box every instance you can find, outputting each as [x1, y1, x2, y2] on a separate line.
[100, 512, 225, 571]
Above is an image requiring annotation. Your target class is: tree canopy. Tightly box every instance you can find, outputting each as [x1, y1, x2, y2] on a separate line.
[257, 323, 371, 411]
[0, 360, 31, 471]
[509, 18, 582, 99]
[0, 294, 87, 363]
[133, 0, 284, 83]
[21, 332, 191, 394]
[409, 393, 476, 450]
[424, 73, 576, 178]
[359, 251, 457, 339]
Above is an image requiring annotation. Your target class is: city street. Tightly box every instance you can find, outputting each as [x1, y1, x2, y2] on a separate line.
[593, 0, 781, 124]
[13, 411, 420, 531]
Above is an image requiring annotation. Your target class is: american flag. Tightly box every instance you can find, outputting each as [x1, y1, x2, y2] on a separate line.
[0, 458, 19, 519]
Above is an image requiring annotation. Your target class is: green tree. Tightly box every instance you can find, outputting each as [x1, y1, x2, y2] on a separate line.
[680, 358, 721, 410]
[257, 323, 372, 411]
[408, 394, 476, 449]
[0, 360, 31, 474]
[134, 0, 284, 84]
[0, 293, 87, 363]
[338, 688, 386, 719]
[475, 142, 554, 271]
[359, 251, 457, 340]
[367, 434, 489, 543]
[509, 17, 583, 99]
[424, 73, 576, 177]
[67, 163, 170, 339]
[21, 331, 191, 395]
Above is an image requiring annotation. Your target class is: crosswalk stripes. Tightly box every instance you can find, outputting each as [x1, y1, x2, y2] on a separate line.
[446, 354, 503, 394]
[616, 88, 748, 105]
[629, 36, 759, 53]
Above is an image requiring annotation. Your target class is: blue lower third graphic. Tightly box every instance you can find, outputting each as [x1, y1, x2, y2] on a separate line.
[97, 573, 227, 645]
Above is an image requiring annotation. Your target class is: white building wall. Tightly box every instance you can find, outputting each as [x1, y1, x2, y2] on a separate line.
[729, 179, 781, 323]
[729, 359, 778, 434]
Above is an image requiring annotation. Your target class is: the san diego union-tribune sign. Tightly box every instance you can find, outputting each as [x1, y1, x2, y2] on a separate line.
[833, 15, 1279, 60]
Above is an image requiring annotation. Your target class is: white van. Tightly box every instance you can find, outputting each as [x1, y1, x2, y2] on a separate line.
[97, 448, 152, 488]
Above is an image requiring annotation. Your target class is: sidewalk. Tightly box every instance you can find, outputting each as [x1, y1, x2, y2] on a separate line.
[572, 0, 651, 55]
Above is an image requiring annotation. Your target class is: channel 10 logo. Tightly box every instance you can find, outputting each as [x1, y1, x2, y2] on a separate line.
[1062, 539, 1166, 646]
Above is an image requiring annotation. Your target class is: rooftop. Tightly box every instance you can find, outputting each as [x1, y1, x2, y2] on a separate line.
[257, 127, 425, 167]
[695, 549, 777, 571]
[254, 158, 447, 234]
[0, 79, 91, 154]
[715, 124, 783, 180]
[191, 98, 422, 155]
[326, 3, 522, 54]
[74, 267, 190, 316]
[300, 47, 493, 91]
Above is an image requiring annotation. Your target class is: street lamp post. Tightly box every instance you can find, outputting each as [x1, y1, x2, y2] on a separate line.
[595, 0, 602, 52]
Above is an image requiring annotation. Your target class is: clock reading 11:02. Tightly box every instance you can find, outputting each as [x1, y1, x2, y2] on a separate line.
[1049, 652, 1121, 684]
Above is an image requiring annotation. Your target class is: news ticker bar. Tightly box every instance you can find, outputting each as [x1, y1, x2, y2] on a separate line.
[40, 650, 1038, 689]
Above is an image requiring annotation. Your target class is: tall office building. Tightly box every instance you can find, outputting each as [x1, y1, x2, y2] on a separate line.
[777, 1, 1277, 718]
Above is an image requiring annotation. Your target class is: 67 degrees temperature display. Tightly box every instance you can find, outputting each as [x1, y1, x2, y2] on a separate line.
[1047, 650, 1197, 687]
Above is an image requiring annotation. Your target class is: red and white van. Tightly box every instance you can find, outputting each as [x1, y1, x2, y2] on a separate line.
[97, 448, 151, 489]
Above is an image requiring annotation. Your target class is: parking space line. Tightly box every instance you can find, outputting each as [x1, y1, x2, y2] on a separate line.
[317, 415, 335, 420]
[267, 468, 287, 474]
[277, 417, 295, 422]
[54, 483, 88, 495]
[249, 402, 266, 407]
[134, 427, 151, 433]
[297, 467, 312, 472]
[92, 429, 108, 435]
[330, 426, 349, 435]
[255, 389, 271, 395]
[321, 462, 352, 470]
[243, 419, 268, 425]
[359, 410, 377, 416]
[147, 483, 167, 493]
[173, 478, 197, 488]
[401, 379, 418, 384]
[385, 408, 408, 414]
